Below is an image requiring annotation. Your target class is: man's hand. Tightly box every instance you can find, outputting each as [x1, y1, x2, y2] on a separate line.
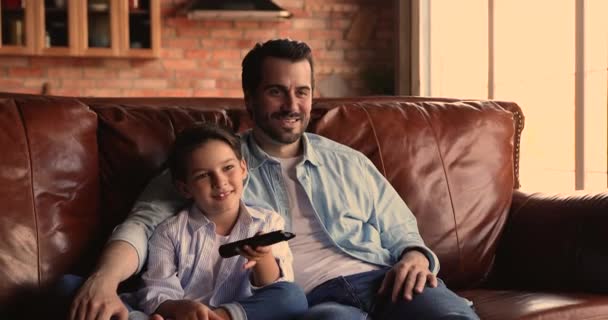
[377, 250, 438, 302]
[69, 272, 128, 320]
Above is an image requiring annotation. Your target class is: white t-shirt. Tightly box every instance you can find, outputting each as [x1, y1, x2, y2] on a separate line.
[211, 234, 231, 288]
[274, 156, 380, 293]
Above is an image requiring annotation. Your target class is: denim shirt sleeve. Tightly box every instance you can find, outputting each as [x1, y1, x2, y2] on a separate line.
[108, 169, 189, 273]
[361, 156, 441, 274]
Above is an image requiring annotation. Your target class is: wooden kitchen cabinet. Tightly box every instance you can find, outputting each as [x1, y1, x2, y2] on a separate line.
[0, 0, 35, 54]
[36, 0, 79, 56]
[0, 0, 160, 57]
[120, 0, 161, 58]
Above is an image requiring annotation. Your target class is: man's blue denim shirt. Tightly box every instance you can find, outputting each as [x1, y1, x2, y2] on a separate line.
[110, 130, 440, 275]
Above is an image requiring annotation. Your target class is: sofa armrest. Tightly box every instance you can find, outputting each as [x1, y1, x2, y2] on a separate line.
[488, 190, 608, 293]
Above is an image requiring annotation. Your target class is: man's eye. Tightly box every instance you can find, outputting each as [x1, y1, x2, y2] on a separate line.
[297, 90, 309, 97]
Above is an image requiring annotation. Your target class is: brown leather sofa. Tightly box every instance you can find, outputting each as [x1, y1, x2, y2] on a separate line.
[1, 92, 607, 319]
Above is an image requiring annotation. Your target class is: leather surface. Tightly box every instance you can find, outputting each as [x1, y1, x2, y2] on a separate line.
[459, 289, 608, 320]
[0, 96, 99, 308]
[0, 98, 38, 305]
[88, 97, 517, 289]
[489, 190, 608, 293]
[312, 99, 516, 288]
[2, 93, 607, 319]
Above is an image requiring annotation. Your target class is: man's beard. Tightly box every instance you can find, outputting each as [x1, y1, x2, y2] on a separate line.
[251, 107, 309, 145]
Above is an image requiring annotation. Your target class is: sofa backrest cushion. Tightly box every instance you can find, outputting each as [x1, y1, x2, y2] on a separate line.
[313, 99, 517, 288]
[89, 101, 238, 240]
[0, 96, 99, 305]
[88, 97, 519, 288]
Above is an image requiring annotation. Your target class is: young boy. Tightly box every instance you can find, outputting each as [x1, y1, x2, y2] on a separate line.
[132, 123, 307, 320]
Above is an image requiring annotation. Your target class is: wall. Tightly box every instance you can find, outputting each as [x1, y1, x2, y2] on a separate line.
[0, 0, 394, 97]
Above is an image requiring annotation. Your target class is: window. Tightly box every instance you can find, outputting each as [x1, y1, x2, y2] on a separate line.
[400, 0, 608, 192]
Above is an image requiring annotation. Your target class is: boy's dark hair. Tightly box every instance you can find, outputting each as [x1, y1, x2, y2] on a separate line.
[168, 123, 242, 182]
[241, 39, 314, 99]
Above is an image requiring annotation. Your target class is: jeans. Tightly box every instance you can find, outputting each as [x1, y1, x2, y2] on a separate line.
[56, 275, 308, 320]
[299, 267, 479, 320]
[232, 281, 308, 320]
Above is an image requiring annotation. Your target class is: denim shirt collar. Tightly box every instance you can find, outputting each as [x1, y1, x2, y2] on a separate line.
[242, 130, 322, 170]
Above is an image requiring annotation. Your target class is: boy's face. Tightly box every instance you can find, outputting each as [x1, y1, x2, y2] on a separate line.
[246, 56, 313, 146]
[176, 140, 247, 218]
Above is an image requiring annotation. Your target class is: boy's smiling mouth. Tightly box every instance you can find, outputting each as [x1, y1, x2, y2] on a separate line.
[212, 190, 234, 200]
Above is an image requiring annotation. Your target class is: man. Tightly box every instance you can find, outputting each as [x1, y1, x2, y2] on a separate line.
[70, 39, 479, 320]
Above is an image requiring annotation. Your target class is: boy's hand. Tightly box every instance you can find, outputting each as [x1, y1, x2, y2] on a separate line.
[237, 232, 281, 286]
[162, 300, 223, 320]
[239, 244, 273, 269]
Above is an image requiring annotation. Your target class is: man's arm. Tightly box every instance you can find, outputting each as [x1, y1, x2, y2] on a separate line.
[361, 156, 440, 273]
[359, 156, 440, 301]
[109, 170, 188, 273]
[69, 170, 187, 320]
[69, 241, 138, 320]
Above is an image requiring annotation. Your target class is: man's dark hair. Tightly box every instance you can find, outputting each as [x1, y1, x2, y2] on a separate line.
[168, 123, 242, 182]
[241, 39, 314, 99]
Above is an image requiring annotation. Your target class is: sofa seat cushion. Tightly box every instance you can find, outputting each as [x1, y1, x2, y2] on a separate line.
[459, 289, 608, 320]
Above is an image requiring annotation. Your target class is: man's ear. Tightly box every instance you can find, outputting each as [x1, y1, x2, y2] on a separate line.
[174, 180, 192, 199]
[244, 92, 253, 118]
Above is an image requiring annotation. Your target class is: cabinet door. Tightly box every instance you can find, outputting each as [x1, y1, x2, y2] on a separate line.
[120, 0, 159, 58]
[36, 0, 78, 55]
[79, 0, 119, 57]
[0, 0, 35, 54]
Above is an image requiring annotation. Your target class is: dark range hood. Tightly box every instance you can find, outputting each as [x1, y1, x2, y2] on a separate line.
[185, 0, 292, 20]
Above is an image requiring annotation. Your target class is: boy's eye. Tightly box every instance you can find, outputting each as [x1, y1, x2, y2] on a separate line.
[268, 88, 282, 96]
[224, 165, 234, 171]
[195, 172, 209, 179]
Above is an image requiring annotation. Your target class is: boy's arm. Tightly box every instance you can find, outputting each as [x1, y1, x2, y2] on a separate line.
[138, 219, 186, 315]
[247, 246, 281, 286]
[155, 300, 223, 320]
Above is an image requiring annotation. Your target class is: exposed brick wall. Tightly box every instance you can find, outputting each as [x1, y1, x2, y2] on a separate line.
[0, 0, 394, 97]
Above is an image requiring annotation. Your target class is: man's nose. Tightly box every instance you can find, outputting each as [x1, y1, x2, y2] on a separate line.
[282, 92, 298, 111]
